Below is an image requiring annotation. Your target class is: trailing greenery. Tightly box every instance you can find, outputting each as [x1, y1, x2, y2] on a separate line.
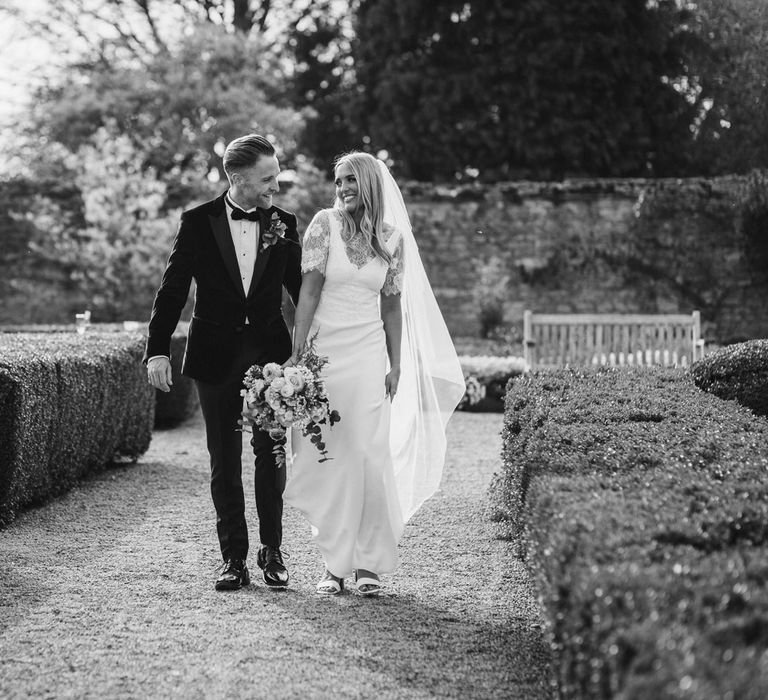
[493, 367, 768, 698]
[692, 338, 768, 417]
[0, 332, 154, 526]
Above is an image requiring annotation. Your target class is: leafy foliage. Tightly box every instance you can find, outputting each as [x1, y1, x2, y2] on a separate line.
[683, 0, 768, 175]
[21, 127, 183, 321]
[605, 179, 739, 318]
[494, 367, 768, 697]
[28, 24, 305, 193]
[352, 0, 701, 180]
[285, 2, 362, 168]
[0, 331, 154, 526]
[692, 338, 768, 417]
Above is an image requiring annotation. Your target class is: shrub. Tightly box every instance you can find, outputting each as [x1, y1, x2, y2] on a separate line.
[457, 355, 526, 412]
[692, 338, 768, 417]
[0, 331, 154, 526]
[494, 367, 768, 698]
[0, 323, 200, 428]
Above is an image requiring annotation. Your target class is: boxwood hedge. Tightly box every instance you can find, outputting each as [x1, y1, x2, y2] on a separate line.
[692, 339, 768, 418]
[0, 323, 199, 428]
[494, 367, 768, 699]
[0, 332, 154, 526]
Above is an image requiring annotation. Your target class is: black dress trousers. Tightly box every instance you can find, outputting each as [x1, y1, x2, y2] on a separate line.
[195, 325, 287, 562]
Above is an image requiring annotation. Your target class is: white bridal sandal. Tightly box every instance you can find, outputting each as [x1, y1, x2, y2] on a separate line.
[354, 570, 383, 597]
[316, 571, 344, 595]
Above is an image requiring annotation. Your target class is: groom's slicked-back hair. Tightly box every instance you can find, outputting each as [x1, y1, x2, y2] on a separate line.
[223, 134, 275, 175]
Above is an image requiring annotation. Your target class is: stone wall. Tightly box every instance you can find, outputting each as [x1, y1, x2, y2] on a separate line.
[403, 176, 768, 344]
[2, 175, 766, 343]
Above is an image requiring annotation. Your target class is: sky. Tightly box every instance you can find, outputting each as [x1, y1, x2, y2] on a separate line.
[0, 0, 49, 118]
[0, 0, 51, 173]
[0, 0, 320, 165]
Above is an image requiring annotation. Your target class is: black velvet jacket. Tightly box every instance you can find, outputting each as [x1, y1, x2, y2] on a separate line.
[144, 192, 302, 383]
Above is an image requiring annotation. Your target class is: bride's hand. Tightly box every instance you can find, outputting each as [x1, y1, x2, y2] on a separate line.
[385, 367, 400, 400]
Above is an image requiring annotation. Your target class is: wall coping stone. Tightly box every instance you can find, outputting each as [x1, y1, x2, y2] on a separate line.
[400, 174, 747, 203]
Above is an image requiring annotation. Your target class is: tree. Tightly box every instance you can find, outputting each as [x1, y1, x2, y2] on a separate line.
[1, 0, 300, 61]
[286, 2, 363, 168]
[4, 0, 357, 173]
[26, 23, 306, 204]
[351, 0, 703, 181]
[22, 126, 184, 320]
[683, 0, 768, 174]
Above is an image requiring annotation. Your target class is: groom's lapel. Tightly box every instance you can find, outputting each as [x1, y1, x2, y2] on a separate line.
[209, 201, 246, 298]
[246, 207, 273, 299]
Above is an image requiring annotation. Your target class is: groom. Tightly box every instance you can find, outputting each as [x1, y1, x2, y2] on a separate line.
[145, 134, 302, 591]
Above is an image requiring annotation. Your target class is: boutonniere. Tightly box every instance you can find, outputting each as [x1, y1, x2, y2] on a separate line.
[262, 212, 288, 251]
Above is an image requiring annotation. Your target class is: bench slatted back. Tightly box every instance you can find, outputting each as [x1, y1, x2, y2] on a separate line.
[523, 311, 703, 368]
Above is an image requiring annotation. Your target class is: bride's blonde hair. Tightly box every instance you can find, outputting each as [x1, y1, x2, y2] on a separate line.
[333, 151, 393, 265]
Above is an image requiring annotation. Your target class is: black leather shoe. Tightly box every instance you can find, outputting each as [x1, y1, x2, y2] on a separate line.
[256, 545, 289, 589]
[215, 559, 250, 591]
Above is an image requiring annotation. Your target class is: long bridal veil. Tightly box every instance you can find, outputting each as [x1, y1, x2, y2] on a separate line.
[378, 159, 466, 522]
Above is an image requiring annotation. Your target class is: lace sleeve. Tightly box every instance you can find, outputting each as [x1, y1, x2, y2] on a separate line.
[382, 232, 404, 296]
[301, 210, 331, 274]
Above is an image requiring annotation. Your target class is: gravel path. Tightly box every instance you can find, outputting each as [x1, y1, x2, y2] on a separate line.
[0, 411, 553, 699]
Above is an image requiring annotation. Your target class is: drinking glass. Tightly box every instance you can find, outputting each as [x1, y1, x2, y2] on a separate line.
[75, 310, 91, 335]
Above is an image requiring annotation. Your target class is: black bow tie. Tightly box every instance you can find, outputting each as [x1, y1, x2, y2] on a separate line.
[230, 207, 260, 222]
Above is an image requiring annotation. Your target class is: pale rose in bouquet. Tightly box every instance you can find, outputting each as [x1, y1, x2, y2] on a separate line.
[241, 334, 340, 467]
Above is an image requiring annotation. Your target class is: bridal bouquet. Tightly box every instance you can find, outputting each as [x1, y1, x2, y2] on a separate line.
[241, 335, 340, 467]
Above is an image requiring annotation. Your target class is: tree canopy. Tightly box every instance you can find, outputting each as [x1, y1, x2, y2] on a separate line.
[2, 0, 767, 323]
[5, 0, 767, 181]
[351, 0, 712, 180]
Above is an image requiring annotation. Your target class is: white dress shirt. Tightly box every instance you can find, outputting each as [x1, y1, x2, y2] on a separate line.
[225, 194, 260, 296]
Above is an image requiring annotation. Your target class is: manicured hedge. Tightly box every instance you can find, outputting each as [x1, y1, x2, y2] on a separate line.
[494, 367, 768, 699]
[691, 338, 768, 417]
[0, 332, 154, 526]
[0, 323, 199, 428]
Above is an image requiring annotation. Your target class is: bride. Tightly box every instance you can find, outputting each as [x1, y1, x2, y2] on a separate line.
[284, 151, 464, 596]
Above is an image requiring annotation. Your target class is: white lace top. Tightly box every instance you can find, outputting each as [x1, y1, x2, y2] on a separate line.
[302, 209, 404, 296]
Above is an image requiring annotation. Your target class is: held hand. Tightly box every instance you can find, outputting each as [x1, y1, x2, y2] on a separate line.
[147, 356, 173, 392]
[385, 367, 401, 400]
[282, 353, 299, 368]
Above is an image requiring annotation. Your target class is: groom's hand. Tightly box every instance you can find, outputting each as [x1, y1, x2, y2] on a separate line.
[147, 356, 173, 392]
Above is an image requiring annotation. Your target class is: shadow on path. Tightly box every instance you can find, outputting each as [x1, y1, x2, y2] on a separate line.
[0, 411, 553, 699]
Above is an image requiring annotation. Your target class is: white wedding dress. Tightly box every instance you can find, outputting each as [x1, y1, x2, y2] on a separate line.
[284, 208, 405, 577]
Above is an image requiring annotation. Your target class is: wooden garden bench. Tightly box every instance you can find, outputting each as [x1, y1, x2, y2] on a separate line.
[523, 311, 704, 369]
